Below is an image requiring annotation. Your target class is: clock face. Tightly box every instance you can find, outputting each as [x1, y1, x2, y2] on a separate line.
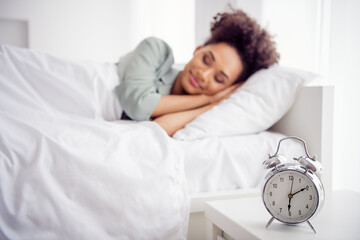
[262, 170, 319, 224]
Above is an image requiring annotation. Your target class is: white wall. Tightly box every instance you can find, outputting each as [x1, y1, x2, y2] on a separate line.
[329, 0, 360, 193]
[0, 0, 195, 63]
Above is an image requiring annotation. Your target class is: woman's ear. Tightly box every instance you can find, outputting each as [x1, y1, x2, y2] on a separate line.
[193, 45, 204, 55]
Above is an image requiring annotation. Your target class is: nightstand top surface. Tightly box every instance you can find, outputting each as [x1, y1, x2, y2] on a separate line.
[205, 190, 360, 240]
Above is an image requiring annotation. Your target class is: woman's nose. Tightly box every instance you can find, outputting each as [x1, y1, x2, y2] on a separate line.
[198, 68, 212, 85]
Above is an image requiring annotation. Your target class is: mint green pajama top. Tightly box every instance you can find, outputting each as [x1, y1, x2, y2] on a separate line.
[114, 37, 180, 121]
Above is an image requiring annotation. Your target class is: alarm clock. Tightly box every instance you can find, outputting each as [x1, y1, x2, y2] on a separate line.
[262, 136, 325, 233]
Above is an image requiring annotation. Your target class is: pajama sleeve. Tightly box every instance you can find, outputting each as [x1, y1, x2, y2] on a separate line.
[114, 37, 174, 121]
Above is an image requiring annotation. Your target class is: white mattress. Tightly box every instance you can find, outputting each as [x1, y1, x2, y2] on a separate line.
[0, 44, 305, 238]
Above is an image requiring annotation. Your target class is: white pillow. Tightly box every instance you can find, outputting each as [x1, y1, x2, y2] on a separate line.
[173, 65, 318, 140]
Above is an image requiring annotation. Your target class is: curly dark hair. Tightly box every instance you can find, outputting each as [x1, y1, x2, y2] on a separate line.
[205, 9, 280, 82]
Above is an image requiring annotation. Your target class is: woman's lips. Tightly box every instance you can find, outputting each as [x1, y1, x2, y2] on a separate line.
[189, 72, 201, 89]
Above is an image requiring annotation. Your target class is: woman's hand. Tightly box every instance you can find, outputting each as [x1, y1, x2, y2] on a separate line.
[210, 83, 243, 103]
[154, 103, 216, 136]
[153, 83, 243, 136]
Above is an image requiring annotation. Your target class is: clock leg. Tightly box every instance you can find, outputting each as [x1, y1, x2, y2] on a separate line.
[266, 217, 275, 228]
[306, 220, 317, 234]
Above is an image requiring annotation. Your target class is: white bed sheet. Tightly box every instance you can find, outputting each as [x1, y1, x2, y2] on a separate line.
[178, 131, 305, 193]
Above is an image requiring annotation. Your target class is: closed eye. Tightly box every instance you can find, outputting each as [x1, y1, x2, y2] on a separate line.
[203, 54, 211, 65]
[215, 76, 225, 84]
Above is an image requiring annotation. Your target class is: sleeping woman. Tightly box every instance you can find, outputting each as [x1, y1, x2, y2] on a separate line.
[114, 9, 279, 136]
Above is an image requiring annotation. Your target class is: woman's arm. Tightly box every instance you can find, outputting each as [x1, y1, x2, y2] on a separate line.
[151, 94, 211, 118]
[151, 83, 240, 118]
[153, 103, 216, 136]
[153, 83, 242, 136]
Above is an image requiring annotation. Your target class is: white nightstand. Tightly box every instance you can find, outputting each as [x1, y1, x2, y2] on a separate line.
[205, 190, 360, 240]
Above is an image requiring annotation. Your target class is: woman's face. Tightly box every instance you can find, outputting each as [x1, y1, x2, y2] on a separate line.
[174, 42, 243, 95]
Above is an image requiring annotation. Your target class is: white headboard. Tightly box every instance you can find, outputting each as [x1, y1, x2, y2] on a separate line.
[270, 85, 334, 194]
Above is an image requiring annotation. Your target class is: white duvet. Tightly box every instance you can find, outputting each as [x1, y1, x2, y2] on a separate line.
[0, 45, 188, 239]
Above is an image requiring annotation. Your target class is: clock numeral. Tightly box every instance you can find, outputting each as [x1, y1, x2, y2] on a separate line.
[288, 211, 292, 216]
[306, 204, 309, 209]
[298, 210, 302, 215]
[306, 186, 309, 191]
[289, 176, 294, 181]
[272, 201, 275, 206]
[309, 195, 313, 200]
[269, 191, 272, 197]
[298, 178, 302, 184]
[273, 183, 278, 188]
[279, 208, 282, 213]
[280, 177, 284, 182]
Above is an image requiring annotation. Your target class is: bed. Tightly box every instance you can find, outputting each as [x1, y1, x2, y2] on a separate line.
[0, 44, 334, 239]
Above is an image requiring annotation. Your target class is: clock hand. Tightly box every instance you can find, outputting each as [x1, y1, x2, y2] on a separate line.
[288, 177, 294, 212]
[288, 197, 292, 212]
[292, 186, 309, 196]
[289, 177, 294, 194]
[288, 186, 308, 213]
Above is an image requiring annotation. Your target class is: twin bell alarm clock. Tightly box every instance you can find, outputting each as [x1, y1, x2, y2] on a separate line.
[262, 136, 325, 233]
